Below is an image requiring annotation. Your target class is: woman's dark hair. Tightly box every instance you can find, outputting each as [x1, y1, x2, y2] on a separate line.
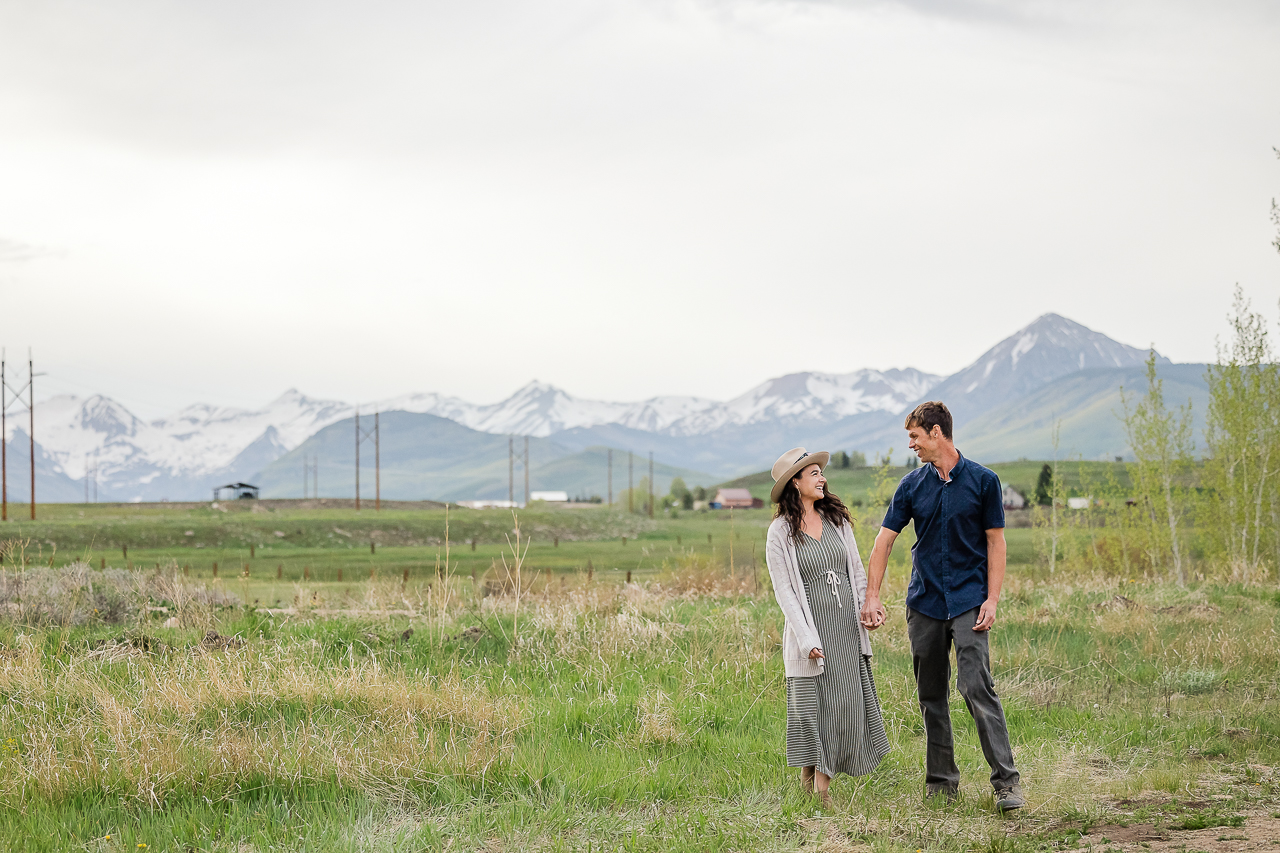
[775, 468, 852, 544]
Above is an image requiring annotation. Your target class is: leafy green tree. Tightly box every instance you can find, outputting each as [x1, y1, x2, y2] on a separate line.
[693, 486, 707, 501]
[1204, 288, 1280, 582]
[618, 477, 653, 515]
[681, 492, 694, 510]
[1035, 464, 1053, 506]
[1031, 421, 1066, 575]
[668, 477, 688, 500]
[871, 450, 898, 507]
[848, 450, 867, 468]
[1122, 350, 1194, 585]
[832, 451, 850, 469]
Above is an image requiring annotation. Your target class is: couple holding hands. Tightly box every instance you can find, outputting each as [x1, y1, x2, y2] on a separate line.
[765, 400, 1024, 812]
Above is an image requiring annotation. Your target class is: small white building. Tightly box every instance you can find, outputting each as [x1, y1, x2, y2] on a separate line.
[1067, 496, 1092, 510]
[530, 490, 569, 502]
[1002, 485, 1026, 510]
[456, 499, 519, 509]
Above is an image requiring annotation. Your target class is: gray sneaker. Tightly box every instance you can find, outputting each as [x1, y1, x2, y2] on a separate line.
[995, 785, 1025, 812]
[924, 783, 958, 803]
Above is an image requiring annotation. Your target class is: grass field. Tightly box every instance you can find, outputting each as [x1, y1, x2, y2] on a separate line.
[1, 500, 1278, 851]
[0, 498, 941, 608]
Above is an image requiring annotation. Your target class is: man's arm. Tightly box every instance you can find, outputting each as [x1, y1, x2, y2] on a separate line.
[974, 527, 1006, 631]
[859, 526, 899, 629]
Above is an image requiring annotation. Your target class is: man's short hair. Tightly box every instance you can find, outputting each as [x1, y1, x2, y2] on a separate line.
[905, 401, 953, 440]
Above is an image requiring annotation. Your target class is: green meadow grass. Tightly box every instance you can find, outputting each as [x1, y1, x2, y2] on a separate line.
[0, 500, 919, 602]
[0, 502, 1277, 851]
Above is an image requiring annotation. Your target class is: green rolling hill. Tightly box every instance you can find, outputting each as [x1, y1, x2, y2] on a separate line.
[254, 411, 713, 502]
[957, 363, 1210, 462]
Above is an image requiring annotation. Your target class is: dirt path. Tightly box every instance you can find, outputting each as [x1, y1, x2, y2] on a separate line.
[1084, 809, 1280, 852]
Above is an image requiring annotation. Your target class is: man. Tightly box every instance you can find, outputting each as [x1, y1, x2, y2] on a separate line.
[859, 400, 1024, 812]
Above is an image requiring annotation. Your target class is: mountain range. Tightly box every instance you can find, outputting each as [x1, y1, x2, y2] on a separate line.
[1, 313, 1205, 503]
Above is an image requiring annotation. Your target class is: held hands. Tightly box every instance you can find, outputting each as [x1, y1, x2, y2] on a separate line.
[859, 595, 887, 630]
[973, 598, 998, 631]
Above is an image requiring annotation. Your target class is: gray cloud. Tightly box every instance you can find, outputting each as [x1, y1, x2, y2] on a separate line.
[0, 0, 1276, 416]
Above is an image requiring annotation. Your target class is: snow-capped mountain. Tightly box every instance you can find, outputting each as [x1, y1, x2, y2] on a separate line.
[153, 390, 354, 468]
[384, 370, 939, 438]
[385, 383, 696, 437]
[15, 390, 356, 486]
[926, 313, 1166, 422]
[705, 368, 940, 433]
[5, 313, 1169, 500]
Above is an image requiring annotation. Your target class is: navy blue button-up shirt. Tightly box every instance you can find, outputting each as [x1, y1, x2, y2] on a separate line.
[881, 452, 1005, 620]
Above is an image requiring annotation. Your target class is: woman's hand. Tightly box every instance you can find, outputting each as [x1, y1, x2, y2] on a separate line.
[860, 595, 887, 630]
[808, 647, 824, 660]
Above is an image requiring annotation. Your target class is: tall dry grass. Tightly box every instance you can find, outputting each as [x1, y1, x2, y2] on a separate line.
[0, 562, 237, 627]
[2, 543, 1279, 850]
[0, 633, 525, 807]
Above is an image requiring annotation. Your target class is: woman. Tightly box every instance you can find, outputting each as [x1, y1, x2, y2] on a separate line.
[765, 447, 890, 802]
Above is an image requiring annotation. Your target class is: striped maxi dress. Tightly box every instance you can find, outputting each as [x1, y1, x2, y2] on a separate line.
[785, 516, 891, 777]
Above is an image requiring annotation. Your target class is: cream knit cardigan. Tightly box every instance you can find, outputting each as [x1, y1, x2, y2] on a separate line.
[765, 515, 872, 678]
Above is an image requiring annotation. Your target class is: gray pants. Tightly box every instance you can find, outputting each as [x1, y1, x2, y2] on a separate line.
[906, 606, 1020, 791]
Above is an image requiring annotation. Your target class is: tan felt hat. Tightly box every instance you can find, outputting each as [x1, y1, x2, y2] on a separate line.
[770, 447, 830, 504]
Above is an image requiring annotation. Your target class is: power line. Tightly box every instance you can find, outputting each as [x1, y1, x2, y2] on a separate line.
[354, 407, 380, 511]
[1, 349, 43, 521]
[648, 451, 654, 519]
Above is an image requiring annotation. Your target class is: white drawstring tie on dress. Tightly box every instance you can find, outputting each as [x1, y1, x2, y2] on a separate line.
[824, 570, 843, 607]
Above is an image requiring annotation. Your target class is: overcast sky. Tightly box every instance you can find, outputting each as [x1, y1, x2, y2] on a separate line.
[1, 0, 1277, 418]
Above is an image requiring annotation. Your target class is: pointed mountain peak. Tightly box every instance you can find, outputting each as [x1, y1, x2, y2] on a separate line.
[264, 388, 340, 408]
[926, 313, 1167, 423]
[1014, 313, 1165, 358]
[507, 380, 562, 398]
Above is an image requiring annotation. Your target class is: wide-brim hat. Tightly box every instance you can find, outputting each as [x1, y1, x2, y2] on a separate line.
[769, 447, 831, 503]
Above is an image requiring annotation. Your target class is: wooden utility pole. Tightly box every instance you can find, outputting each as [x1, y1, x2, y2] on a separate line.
[355, 408, 380, 510]
[0, 350, 39, 520]
[628, 451, 633, 513]
[524, 436, 530, 507]
[648, 452, 654, 518]
[607, 448, 612, 507]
